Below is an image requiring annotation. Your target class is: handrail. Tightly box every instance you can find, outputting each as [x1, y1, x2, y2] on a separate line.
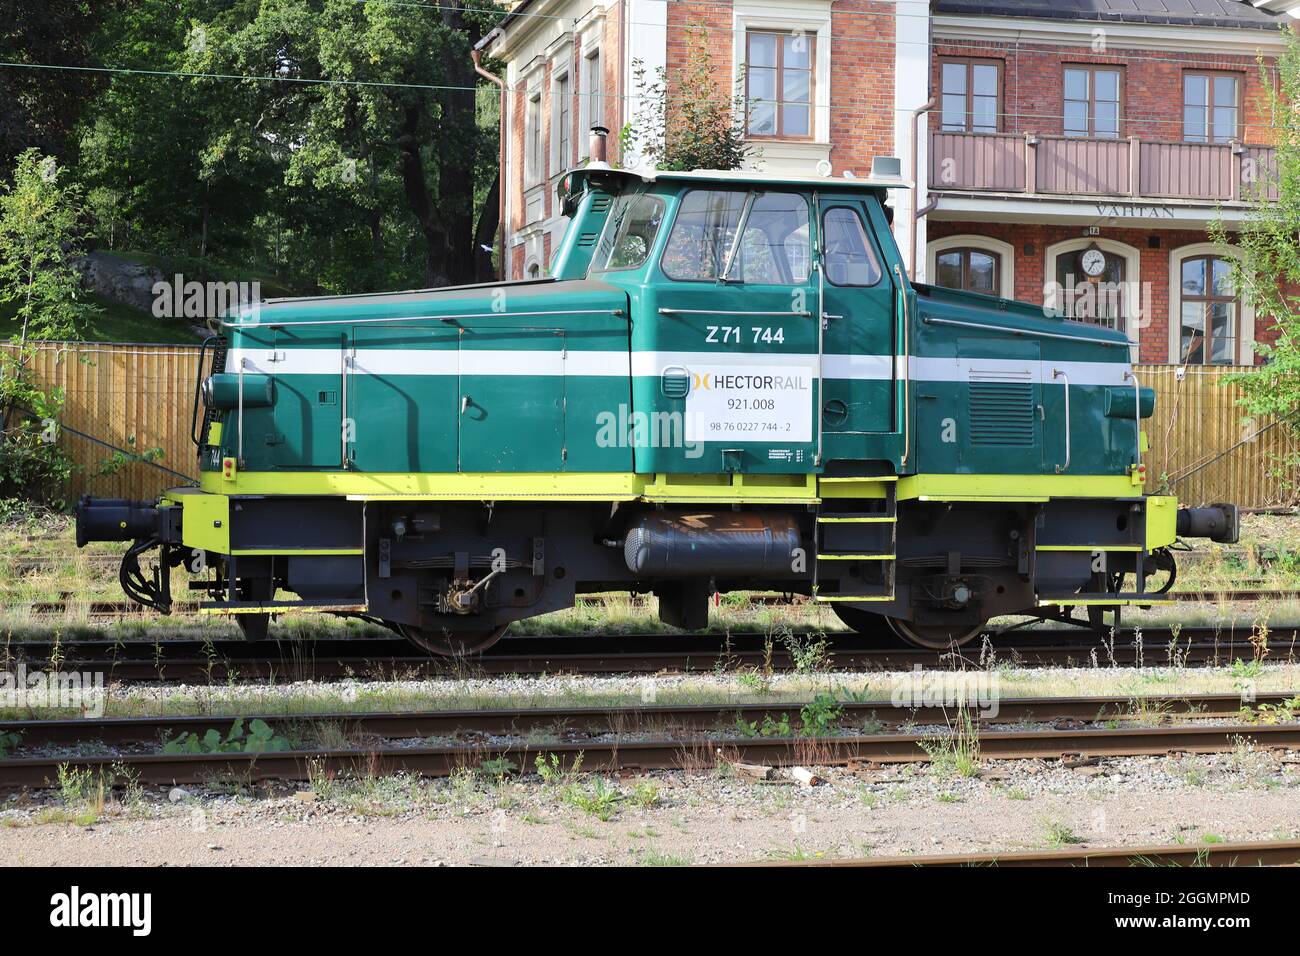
[190, 335, 220, 447]
[1053, 368, 1071, 474]
[222, 308, 623, 330]
[1125, 368, 1142, 468]
[657, 308, 812, 318]
[894, 264, 911, 468]
[922, 315, 1130, 347]
[237, 355, 245, 467]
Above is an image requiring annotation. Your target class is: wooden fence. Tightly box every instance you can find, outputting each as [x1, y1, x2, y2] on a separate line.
[1141, 365, 1299, 509]
[6, 344, 1297, 508]
[2, 341, 204, 502]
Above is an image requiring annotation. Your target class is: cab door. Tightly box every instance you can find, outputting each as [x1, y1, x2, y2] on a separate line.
[818, 200, 896, 439]
[635, 188, 819, 475]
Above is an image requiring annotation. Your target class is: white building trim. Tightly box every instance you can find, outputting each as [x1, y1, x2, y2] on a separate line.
[1044, 236, 1142, 358]
[895, 0, 931, 280]
[927, 233, 1016, 296]
[731, 0, 833, 176]
[1166, 240, 1257, 365]
[932, 15, 1288, 55]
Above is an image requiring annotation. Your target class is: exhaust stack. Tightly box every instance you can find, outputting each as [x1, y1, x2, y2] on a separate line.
[588, 126, 610, 169]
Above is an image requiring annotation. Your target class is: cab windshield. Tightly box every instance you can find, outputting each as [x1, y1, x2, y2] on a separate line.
[661, 190, 810, 284]
[591, 193, 666, 271]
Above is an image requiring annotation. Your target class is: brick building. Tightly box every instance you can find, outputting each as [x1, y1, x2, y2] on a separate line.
[479, 0, 1295, 365]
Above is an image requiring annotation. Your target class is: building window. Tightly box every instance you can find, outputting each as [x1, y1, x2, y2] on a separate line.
[579, 49, 602, 156]
[1064, 66, 1121, 138]
[1054, 245, 1127, 332]
[1179, 255, 1237, 364]
[935, 247, 1000, 295]
[553, 71, 571, 173]
[1184, 73, 1240, 143]
[745, 31, 814, 139]
[526, 90, 542, 186]
[939, 58, 1001, 133]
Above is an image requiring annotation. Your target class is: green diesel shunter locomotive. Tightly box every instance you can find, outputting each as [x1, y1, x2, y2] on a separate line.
[77, 161, 1238, 652]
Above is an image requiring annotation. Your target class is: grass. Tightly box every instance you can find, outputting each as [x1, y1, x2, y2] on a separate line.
[0, 293, 204, 344]
[1039, 817, 1085, 848]
[919, 709, 982, 780]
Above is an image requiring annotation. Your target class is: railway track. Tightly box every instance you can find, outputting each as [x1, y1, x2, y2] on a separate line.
[2, 698, 1297, 788]
[758, 839, 1300, 867]
[3, 690, 1292, 747]
[2, 588, 1299, 621]
[0, 626, 1294, 680]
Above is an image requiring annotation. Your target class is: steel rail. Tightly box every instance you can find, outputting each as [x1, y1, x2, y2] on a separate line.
[4, 691, 1292, 748]
[0, 628, 1291, 681]
[2, 721, 1298, 789]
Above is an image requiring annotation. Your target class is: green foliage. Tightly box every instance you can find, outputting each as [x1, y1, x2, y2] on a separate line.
[95, 436, 165, 477]
[0, 350, 71, 506]
[561, 776, 623, 821]
[163, 718, 290, 754]
[78, 0, 504, 292]
[0, 730, 21, 756]
[798, 693, 843, 737]
[735, 712, 792, 738]
[0, 149, 96, 345]
[625, 24, 754, 172]
[477, 756, 518, 781]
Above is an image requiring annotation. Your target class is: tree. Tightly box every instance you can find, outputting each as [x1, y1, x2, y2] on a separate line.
[78, 0, 502, 291]
[625, 25, 753, 172]
[0, 0, 119, 175]
[0, 149, 95, 348]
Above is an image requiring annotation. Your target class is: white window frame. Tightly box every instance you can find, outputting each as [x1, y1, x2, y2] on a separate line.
[552, 66, 572, 177]
[733, 2, 831, 147]
[927, 234, 1015, 297]
[525, 86, 543, 189]
[1044, 236, 1142, 358]
[1167, 241, 1255, 365]
[578, 46, 603, 159]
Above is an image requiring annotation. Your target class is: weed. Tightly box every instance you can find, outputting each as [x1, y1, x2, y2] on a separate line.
[637, 848, 691, 866]
[919, 708, 981, 779]
[163, 718, 290, 754]
[798, 693, 843, 737]
[562, 777, 623, 821]
[1039, 816, 1084, 848]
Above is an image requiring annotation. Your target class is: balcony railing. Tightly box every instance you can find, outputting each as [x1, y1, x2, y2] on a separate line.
[930, 131, 1278, 203]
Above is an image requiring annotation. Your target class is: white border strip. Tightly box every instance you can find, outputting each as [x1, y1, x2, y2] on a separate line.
[228, 348, 1131, 386]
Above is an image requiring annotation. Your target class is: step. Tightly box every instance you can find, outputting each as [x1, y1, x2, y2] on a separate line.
[817, 552, 895, 561]
[816, 514, 896, 524]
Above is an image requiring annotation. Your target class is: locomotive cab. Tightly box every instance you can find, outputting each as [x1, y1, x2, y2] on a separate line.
[76, 162, 1239, 652]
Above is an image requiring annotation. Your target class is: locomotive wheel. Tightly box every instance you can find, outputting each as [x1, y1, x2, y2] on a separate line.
[399, 623, 509, 656]
[886, 617, 986, 650]
[832, 605, 892, 639]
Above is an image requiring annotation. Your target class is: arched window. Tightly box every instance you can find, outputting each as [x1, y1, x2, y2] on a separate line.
[526, 262, 541, 279]
[1178, 255, 1237, 364]
[1054, 245, 1126, 332]
[934, 246, 1000, 296]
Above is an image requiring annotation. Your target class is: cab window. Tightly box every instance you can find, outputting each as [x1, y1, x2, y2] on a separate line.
[662, 190, 810, 284]
[591, 193, 666, 271]
[823, 206, 882, 286]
